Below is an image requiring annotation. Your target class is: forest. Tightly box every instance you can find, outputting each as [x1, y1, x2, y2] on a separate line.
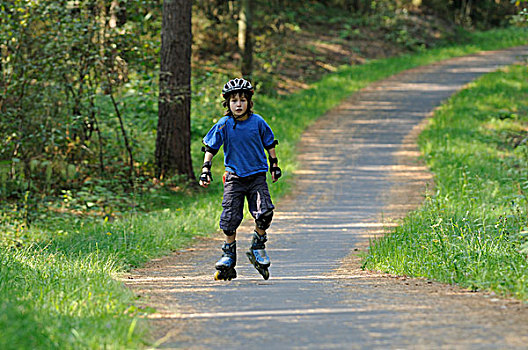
[0, 0, 525, 235]
[1, 1, 528, 348]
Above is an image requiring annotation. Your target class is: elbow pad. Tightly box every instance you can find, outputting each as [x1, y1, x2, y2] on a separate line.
[264, 140, 279, 150]
[201, 145, 219, 156]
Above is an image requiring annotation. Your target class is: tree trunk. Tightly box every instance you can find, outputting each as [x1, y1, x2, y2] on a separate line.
[238, 0, 253, 79]
[156, 0, 195, 181]
[464, 0, 473, 21]
[98, 0, 107, 60]
[109, 0, 127, 28]
[109, 0, 119, 28]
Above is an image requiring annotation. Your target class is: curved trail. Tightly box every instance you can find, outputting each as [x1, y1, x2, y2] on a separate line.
[126, 47, 528, 349]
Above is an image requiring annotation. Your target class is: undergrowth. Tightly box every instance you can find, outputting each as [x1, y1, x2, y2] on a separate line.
[0, 27, 527, 348]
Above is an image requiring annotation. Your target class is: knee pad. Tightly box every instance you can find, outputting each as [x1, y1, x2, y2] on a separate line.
[223, 229, 236, 237]
[255, 210, 274, 230]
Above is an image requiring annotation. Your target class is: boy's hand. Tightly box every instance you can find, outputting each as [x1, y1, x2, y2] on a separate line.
[199, 161, 212, 188]
[199, 170, 212, 187]
[271, 166, 281, 183]
[268, 156, 281, 183]
[269, 158, 281, 183]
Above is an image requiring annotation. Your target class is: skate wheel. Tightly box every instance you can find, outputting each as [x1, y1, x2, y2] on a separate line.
[214, 269, 237, 281]
[214, 271, 222, 281]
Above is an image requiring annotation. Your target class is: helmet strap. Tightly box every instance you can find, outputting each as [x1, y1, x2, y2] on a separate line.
[231, 110, 252, 130]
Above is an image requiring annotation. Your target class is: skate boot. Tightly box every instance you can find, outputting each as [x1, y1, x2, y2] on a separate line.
[246, 231, 271, 280]
[214, 241, 237, 281]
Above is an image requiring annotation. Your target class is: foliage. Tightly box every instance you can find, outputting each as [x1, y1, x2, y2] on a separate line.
[0, 0, 158, 201]
[422, 0, 519, 28]
[0, 0, 527, 345]
[511, 3, 528, 25]
[364, 64, 528, 300]
[1, 0, 523, 223]
[0, 27, 526, 348]
[192, 0, 460, 96]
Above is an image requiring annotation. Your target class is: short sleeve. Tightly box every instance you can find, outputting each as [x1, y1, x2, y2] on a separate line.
[203, 119, 226, 151]
[259, 118, 275, 149]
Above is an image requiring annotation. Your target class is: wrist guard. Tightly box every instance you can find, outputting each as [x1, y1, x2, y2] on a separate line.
[200, 161, 213, 183]
[268, 157, 281, 180]
[200, 170, 212, 183]
[270, 166, 282, 180]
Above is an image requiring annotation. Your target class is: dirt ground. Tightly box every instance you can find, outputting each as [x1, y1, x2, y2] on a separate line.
[333, 116, 528, 348]
[194, 6, 456, 95]
[125, 47, 528, 349]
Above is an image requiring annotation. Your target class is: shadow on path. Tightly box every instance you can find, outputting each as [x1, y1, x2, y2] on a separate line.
[126, 46, 528, 349]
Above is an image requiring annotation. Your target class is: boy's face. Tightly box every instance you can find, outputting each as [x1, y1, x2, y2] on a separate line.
[229, 93, 248, 118]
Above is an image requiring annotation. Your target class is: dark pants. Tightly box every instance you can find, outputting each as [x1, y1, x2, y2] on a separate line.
[220, 172, 274, 232]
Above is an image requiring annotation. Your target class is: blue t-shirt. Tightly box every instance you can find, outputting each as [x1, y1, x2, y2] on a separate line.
[203, 113, 275, 177]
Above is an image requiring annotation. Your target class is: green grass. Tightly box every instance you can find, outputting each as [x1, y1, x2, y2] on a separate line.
[0, 246, 145, 349]
[363, 63, 528, 300]
[0, 27, 527, 348]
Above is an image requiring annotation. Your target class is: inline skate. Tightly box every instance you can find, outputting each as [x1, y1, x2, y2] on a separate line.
[246, 231, 270, 280]
[214, 241, 237, 281]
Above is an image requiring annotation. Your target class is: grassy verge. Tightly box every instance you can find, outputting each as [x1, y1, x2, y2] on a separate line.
[0, 247, 144, 349]
[363, 63, 528, 300]
[1, 27, 526, 348]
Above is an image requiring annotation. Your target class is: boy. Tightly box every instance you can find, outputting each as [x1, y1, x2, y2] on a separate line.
[199, 78, 281, 281]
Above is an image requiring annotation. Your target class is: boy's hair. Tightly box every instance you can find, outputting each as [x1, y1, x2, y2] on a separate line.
[222, 91, 254, 117]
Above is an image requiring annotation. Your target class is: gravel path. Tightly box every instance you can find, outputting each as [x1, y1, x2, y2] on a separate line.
[125, 46, 528, 349]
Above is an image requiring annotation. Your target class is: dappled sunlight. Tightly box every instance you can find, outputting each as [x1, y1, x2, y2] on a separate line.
[383, 82, 458, 92]
[447, 67, 496, 73]
[149, 303, 430, 320]
[124, 46, 528, 348]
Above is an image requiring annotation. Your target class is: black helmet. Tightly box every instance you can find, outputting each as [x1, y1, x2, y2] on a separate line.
[222, 78, 254, 99]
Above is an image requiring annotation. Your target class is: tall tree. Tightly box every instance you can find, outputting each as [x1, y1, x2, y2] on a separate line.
[238, 0, 253, 79]
[155, 0, 195, 180]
